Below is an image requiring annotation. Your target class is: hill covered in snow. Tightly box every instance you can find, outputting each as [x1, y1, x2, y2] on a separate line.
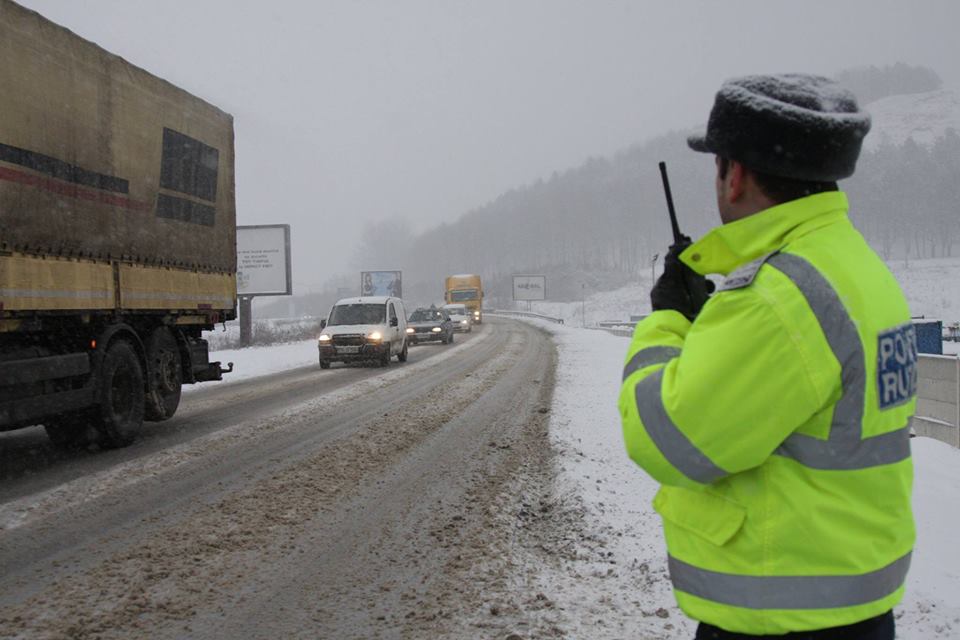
[865, 89, 960, 152]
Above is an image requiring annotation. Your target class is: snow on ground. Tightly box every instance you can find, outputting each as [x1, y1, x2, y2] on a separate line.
[183, 339, 318, 393]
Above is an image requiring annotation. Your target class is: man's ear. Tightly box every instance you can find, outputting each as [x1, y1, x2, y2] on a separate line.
[726, 160, 746, 203]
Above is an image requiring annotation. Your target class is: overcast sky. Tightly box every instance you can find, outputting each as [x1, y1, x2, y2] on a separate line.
[18, 0, 960, 291]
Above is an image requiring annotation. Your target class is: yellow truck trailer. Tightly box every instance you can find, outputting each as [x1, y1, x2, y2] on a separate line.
[0, 1, 236, 447]
[444, 274, 483, 324]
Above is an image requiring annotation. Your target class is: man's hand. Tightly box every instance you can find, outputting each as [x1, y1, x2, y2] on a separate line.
[651, 239, 713, 321]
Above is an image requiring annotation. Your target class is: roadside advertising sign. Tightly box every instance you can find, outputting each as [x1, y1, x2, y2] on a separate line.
[237, 224, 292, 296]
[361, 270, 403, 298]
[513, 275, 546, 301]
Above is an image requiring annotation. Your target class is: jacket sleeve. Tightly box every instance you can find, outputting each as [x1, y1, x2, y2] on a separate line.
[619, 288, 833, 489]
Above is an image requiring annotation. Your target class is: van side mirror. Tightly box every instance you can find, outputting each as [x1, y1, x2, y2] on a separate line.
[390, 317, 399, 327]
[320, 319, 327, 329]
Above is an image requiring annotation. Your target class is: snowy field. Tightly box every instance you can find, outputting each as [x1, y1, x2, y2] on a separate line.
[201, 318, 960, 637]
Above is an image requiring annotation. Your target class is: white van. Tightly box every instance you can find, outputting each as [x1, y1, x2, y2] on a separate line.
[318, 296, 408, 369]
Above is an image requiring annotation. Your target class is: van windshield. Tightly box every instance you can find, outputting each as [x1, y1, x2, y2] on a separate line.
[328, 303, 385, 325]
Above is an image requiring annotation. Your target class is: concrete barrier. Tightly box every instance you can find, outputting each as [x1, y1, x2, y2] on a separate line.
[912, 354, 960, 448]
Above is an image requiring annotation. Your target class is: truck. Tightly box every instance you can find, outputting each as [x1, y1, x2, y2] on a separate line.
[0, 0, 236, 447]
[444, 274, 483, 324]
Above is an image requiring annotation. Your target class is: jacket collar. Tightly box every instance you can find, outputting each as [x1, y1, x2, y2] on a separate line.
[680, 191, 850, 276]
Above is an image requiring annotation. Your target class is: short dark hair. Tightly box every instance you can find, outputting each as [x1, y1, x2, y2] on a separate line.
[717, 157, 838, 204]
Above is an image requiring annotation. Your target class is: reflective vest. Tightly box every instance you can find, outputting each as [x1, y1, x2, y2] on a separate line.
[619, 192, 915, 635]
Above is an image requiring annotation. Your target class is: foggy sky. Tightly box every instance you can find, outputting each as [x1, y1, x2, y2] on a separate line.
[17, 0, 960, 291]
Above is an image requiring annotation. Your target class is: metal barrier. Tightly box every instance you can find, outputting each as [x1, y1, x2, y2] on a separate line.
[488, 309, 565, 324]
[912, 354, 960, 448]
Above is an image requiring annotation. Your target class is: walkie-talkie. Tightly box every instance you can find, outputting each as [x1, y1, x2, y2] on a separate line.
[658, 161, 690, 248]
[656, 161, 711, 318]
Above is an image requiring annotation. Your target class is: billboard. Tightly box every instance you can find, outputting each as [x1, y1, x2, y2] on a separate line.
[513, 275, 546, 301]
[361, 270, 402, 298]
[237, 225, 292, 296]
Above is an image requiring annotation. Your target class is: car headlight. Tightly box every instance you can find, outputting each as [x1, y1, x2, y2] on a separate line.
[461, 320, 468, 325]
[405, 327, 414, 334]
[319, 334, 331, 342]
[431, 327, 442, 332]
[368, 331, 382, 341]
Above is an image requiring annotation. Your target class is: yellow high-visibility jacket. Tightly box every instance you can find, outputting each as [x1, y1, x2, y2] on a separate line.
[619, 192, 916, 635]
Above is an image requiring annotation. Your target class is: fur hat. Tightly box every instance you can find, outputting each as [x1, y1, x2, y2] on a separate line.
[688, 74, 871, 182]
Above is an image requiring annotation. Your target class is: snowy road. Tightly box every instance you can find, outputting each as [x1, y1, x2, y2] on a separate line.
[0, 319, 559, 639]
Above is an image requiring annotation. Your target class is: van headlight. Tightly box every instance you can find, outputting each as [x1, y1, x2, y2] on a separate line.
[319, 334, 332, 342]
[405, 327, 415, 334]
[368, 331, 382, 342]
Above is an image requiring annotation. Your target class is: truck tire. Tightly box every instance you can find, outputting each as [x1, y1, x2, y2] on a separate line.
[94, 340, 144, 448]
[144, 328, 182, 421]
[397, 342, 408, 362]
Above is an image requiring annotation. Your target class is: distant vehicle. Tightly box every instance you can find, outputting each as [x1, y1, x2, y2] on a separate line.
[0, 2, 236, 448]
[445, 274, 483, 324]
[406, 307, 455, 345]
[318, 297, 408, 368]
[442, 304, 473, 333]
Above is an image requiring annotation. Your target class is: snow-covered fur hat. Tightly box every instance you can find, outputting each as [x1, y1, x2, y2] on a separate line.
[688, 74, 871, 182]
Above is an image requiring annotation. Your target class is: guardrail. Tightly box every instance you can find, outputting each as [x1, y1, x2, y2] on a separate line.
[597, 327, 634, 337]
[488, 309, 565, 324]
[912, 354, 960, 448]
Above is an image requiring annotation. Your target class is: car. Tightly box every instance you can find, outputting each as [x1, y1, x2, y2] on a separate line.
[317, 296, 408, 369]
[406, 307, 455, 345]
[442, 303, 473, 333]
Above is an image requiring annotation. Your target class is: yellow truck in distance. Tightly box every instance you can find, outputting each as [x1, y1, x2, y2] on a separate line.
[0, 0, 236, 448]
[444, 275, 483, 324]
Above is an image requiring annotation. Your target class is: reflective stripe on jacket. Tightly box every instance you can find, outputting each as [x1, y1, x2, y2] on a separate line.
[619, 192, 916, 635]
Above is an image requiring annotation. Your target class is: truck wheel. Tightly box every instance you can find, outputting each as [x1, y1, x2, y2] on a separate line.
[94, 340, 145, 448]
[319, 360, 331, 369]
[397, 342, 408, 362]
[144, 328, 182, 421]
[44, 416, 91, 448]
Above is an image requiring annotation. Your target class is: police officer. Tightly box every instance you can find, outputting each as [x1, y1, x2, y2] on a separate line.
[619, 74, 916, 639]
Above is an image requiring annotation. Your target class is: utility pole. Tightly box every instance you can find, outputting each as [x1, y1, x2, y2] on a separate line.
[581, 283, 586, 328]
[239, 295, 253, 347]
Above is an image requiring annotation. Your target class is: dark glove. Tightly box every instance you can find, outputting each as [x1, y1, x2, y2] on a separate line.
[651, 238, 714, 321]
